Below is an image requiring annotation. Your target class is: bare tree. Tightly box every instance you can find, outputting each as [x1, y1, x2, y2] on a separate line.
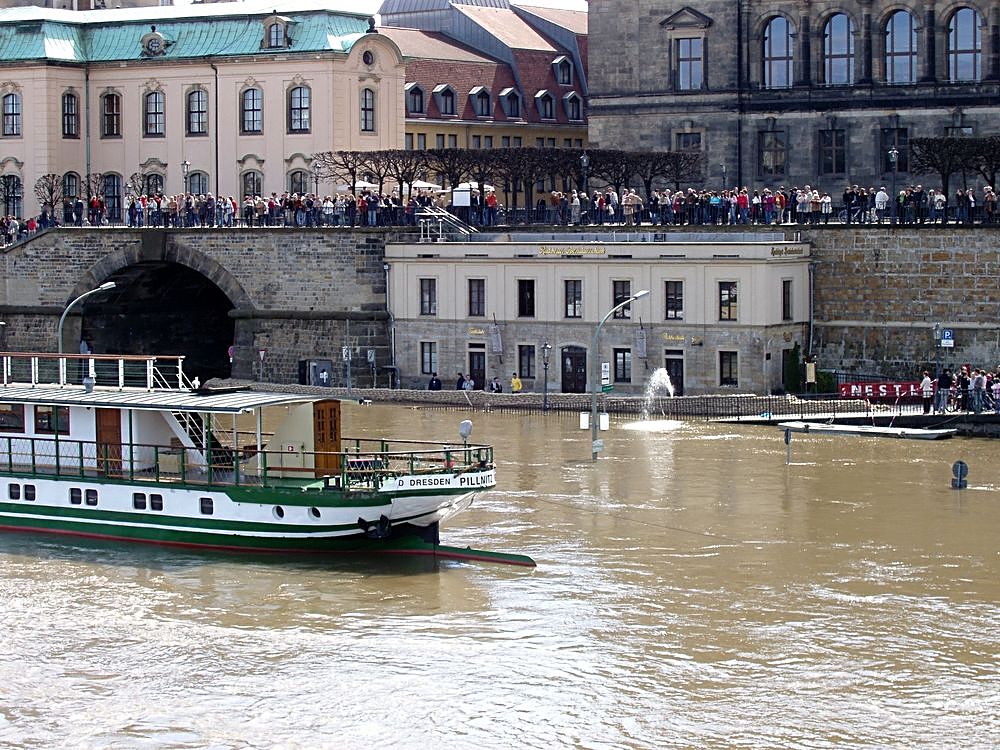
[84, 172, 105, 200]
[970, 135, 1000, 190]
[383, 149, 427, 198]
[911, 137, 974, 198]
[423, 149, 472, 190]
[312, 150, 368, 194]
[33, 173, 64, 221]
[589, 149, 633, 195]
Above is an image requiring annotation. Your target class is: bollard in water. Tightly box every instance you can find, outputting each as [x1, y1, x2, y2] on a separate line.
[951, 460, 968, 489]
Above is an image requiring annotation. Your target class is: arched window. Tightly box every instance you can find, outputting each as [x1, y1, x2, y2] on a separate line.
[289, 170, 309, 194]
[288, 86, 310, 133]
[187, 89, 208, 135]
[63, 172, 80, 199]
[189, 171, 209, 195]
[440, 88, 455, 116]
[241, 88, 263, 134]
[537, 93, 555, 120]
[267, 23, 285, 49]
[948, 8, 982, 81]
[242, 171, 262, 199]
[565, 94, 582, 121]
[62, 92, 79, 138]
[408, 87, 424, 114]
[102, 93, 121, 137]
[1, 175, 22, 216]
[360, 88, 375, 132]
[145, 174, 164, 196]
[762, 17, 794, 89]
[885, 10, 917, 84]
[143, 91, 165, 136]
[2, 93, 21, 137]
[504, 91, 520, 118]
[823, 14, 855, 85]
[475, 90, 491, 117]
[103, 174, 122, 222]
[557, 59, 572, 85]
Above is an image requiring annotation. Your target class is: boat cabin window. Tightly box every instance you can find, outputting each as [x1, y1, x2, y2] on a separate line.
[35, 406, 70, 435]
[150, 494, 163, 511]
[85, 489, 98, 506]
[8, 484, 20, 500]
[70, 488, 82, 505]
[133, 493, 147, 510]
[0, 404, 25, 432]
[24, 484, 35, 501]
[199, 497, 213, 515]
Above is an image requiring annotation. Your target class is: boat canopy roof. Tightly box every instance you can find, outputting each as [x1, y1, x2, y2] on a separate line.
[0, 385, 318, 414]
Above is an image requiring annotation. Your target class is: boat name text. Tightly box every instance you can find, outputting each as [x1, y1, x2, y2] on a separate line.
[390, 470, 496, 491]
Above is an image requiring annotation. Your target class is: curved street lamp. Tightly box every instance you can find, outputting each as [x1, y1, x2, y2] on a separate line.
[541, 341, 552, 411]
[57, 281, 116, 355]
[590, 289, 649, 460]
[888, 146, 899, 225]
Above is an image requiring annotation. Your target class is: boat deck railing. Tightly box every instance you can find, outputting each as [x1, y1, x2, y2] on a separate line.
[0, 435, 493, 491]
[0, 352, 189, 390]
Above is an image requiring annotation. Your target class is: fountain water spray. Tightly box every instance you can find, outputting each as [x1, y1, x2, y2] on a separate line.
[642, 367, 675, 420]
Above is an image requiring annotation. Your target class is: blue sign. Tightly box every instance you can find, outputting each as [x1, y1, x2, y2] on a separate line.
[941, 328, 954, 340]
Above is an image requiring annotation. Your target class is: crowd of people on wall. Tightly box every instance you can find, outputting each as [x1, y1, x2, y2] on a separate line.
[5, 180, 1000, 247]
[924, 366, 1000, 415]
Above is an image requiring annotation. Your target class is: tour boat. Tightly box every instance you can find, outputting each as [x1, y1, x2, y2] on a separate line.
[777, 420, 957, 440]
[0, 352, 531, 565]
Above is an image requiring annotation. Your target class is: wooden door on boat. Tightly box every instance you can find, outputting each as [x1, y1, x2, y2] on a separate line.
[312, 399, 342, 477]
[95, 408, 123, 477]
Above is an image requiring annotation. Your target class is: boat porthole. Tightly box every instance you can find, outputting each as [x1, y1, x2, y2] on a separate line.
[273, 506, 285, 519]
[309, 507, 321, 519]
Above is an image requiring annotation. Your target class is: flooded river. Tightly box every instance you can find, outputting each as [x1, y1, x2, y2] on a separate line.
[1, 404, 998, 748]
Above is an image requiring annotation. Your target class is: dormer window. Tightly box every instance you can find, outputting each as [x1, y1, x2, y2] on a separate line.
[563, 92, 583, 121]
[535, 90, 555, 120]
[500, 87, 521, 118]
[262, 13, 290, 49]
[433, 85, 455, 116]
[406, 83, 425, 115]
[553, 56, 573, 85]
[470, 86, 491, 117]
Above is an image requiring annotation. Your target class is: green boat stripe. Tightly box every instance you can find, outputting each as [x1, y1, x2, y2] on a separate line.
[0, 502, 433, 537]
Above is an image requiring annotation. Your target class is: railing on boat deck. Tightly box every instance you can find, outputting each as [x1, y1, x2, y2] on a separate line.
[0, 352, 188, 390]
[0, 435, 494, 490]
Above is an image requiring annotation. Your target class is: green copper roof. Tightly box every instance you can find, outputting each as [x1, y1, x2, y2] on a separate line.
[0, 11, 370, 63]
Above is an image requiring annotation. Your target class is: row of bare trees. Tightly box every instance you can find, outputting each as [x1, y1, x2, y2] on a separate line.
[311, 148, 704, 208]
[910, 137, 1000, 197]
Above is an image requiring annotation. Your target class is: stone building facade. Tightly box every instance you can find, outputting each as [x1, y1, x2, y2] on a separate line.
[588, 1, 1000, 195]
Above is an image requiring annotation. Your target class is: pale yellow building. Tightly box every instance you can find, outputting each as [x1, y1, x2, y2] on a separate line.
[0, 0, 405, 219]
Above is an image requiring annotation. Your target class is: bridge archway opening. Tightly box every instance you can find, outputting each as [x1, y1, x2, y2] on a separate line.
[80, 261, 235, 382]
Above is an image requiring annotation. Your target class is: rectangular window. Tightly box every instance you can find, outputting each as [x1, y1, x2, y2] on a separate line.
[417, 133, 426, 150]
[187, 89, 208, 135]
[85, 489, 98, 506]
[758, 131, 787, 177]
[448, 134, 458, 148]
[436, 134, 445, 149]
[35, 406, 70, 435]
[200, 497, 214, 515]
[665, 280, 684, 320]
[517, 279, 536, 317]
[563, 138, 573, 148]
[242, 88, 262, 134]
[24, 485, 35, 502]
[484, 136, 493, 149]
[518, 345, 536, 379]
[945, 126, 974, 137]
[882, 127, 909, 172]
[612, 280, 632, 319]
[719, 281, 738, 321]
[819, 129, 846, 175]
[405, 133, 413, 150]
[675, 132, 702, 151]
[419, 278, 437, 316]
[133, 493, 147, 510]
[513, 137, 522, 147]
[536, 137, 545, 147]
[564, 279, 582, 318]
[547, 138, 556, 147]
[614, 348, 632, 383]
[8, 484, 19, 500]
[150, 493, 163, 511]
[782, 279, 793, 321]
[720, 351, 739, 386]
[102, 94, 121, 138]
[676, 38, 704, 90]
[62, 93, 79, 138]
[574, 139, 583, 148]
[420, 342, 437, 375]
[501, 136, 510, 147]
[0, 403, 25, 432]
[472, 135, 481, 149]
[468, 278, 486, 317]
[70, 488, 82, 505]
[360, 88, 375, 132]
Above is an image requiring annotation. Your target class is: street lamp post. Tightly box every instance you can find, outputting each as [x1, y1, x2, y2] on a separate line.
[57, 282, 116, 355]
[590, 289, 649, 461]
[721, 163, 727, 189]
[180, 160, 191, 194]
[888, 146, 899, 225]
[580, 151, 590, 221]
[933, 323, 940, 379]
[541, 341, 552, 411]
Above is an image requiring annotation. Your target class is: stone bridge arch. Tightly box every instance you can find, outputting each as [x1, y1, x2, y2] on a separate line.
[71, 241, 255, 381]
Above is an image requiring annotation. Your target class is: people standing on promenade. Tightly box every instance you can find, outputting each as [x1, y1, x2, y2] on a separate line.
[958, 366, 971, 411]
[489, 377, 503, 393]
[427, 372, 442, 390]
[462, 374, 475, 391]
[971, 369, 986, 414]
[935, 368, 953, 413]
[920, 371, 933, 414]
[510, 372, 523, 393]
[455, 371, 465, 390]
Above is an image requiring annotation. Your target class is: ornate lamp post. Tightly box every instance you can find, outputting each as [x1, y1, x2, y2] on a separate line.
[180, 160, 191, 193]
[541, 341, 552, 411]
[57, 282, 116, 355]
[590, 289, 649, 461]
[888, 146, 899, 225]
[580, 151, 590, 216]
[721, 163, 727, 189]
